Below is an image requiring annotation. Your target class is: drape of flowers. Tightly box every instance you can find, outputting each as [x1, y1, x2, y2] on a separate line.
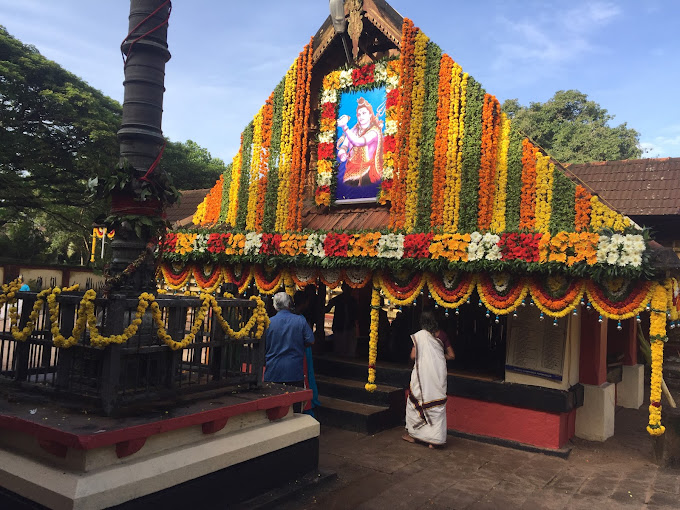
[191, 39, 314, 232]
[162, 230, 650, 276]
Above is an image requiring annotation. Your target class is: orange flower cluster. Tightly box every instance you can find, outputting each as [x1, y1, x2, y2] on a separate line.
[255, 94, 274, 231]
[477, 94, 501, 231]
[430, 54, 454, 227]
[429, 233, 471, 261]
[286, 40, 313, 231]
[539, 231, 599, 266]
[574, 185, 592, 232]
[279, 233, 309, 256]
[390, 18, 417, 229]
[347, 233, 381, 257]
[520, 139, 538, 230]
[202, 175, 224, 226]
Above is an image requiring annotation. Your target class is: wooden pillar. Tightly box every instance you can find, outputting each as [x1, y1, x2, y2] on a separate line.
[622, 318, 637, 366]
[579, 309, 608, 385]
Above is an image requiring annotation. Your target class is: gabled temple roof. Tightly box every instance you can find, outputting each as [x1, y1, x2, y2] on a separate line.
[567, 158, 680, 217]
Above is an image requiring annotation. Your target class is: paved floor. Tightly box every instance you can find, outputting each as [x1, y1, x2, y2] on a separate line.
[279, 406, 680, 509]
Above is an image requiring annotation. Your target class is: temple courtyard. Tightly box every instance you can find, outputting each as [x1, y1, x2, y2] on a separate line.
[270, 405, 680, 510]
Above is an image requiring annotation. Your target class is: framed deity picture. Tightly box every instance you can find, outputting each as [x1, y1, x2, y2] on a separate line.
[334, 87, 386, 203]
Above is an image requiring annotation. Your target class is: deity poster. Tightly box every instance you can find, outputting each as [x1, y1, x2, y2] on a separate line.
[334, 87, 386, 203]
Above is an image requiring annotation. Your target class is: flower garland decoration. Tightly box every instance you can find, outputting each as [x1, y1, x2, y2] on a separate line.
[443, 64, 466, 231]
[254, 94, 274, 232]
[245, 107, 264, 230]
[477, 273, 527, 315]
[585, 278, 653, 320]
[519, 139, 538, 230]
[319, 268, 343, 288]
[366, 282, 381, 392]
[429, 54, 453, 226]
[275, 59, 298, 231]
[534, 153, 554, 233]
[590, 195, 631, 232]
[429, 233, 470, 261]
[574, 185, 592, 232]
[9, 288, 53, 341]
[390, 18, 417, 229]
[477, 94, 501, 231]
[222, 264, 253, 294]
[379, 60, 401, 205]
[467, 232, 502, 261]
[192, 263, 223, 290]
[647, 281, 667, 436]
[253, 265, 285, 294]
[378, 270, 425, 305]
[160, 262, 192, 290]
[290, 266, 318, 287]
[343, 267, 372, 288]
[403, 30, 429, 232]
[347, 232, 380, 258]
[490, 113, 510, 232]
[427, 271, 475, 309]
[235, 122, 255, 229]
[597, 233, 645, 267]
[529, 276, 584, 318]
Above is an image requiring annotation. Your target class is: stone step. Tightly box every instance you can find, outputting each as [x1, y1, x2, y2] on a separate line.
[315, 395, 403, 435]
[315, 374, 404, 408]
[313, 355, 411, 388]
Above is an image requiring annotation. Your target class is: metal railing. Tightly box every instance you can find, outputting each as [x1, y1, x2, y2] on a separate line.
[0, 292, 265, 414]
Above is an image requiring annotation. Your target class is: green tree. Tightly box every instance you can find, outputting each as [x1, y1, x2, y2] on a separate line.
[162, 139, 226, 190]
[502, 90, 642, 164]
[0, 26, 122, 224]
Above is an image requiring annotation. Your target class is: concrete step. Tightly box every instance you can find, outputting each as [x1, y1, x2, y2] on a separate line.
[315, 395, 403, 435]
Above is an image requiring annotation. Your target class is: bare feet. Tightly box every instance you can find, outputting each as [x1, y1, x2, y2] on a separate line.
[402, 434, 416, 443]
[428, 444, 434, 449]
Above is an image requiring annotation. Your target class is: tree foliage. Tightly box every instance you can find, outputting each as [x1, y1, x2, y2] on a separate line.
[502, 90, 642, 164]
[0, 26, 122, 223]
[0, 27, 225, 263]
[162, 139, 226, 190]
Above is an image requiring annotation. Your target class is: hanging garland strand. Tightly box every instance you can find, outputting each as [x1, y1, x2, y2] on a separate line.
[366, 282, 381, 392]
[647, 282, 667, 436]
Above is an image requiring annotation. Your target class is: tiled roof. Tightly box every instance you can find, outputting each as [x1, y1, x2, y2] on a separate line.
[165, 189, 210, 227]
[566, 158, 680, 216]
[301, 203, 390, 231]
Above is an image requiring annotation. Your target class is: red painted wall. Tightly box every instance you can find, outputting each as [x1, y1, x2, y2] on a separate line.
[446, 395, 575, 449]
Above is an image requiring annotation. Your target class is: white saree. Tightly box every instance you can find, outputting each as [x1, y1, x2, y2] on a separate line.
[405, 330, 448, 445]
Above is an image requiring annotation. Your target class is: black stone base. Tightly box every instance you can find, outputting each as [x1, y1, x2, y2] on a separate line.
[0, 438, 319, 510]
[448, 429, 572, 459]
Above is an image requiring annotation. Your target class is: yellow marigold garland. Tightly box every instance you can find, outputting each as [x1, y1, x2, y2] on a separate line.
[245, 107, 264, 230]
[534, 153, 554, 233]
[404, 30, 429, 232]
[490, 113, 510, 233]
[226, 149, 243, 226]
[275, 60, 298, 231]
[366, 283, 381, 392]
[647, 282, 667, 435]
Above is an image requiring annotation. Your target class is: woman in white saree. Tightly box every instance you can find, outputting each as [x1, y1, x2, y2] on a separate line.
[403, 310, 455, 447]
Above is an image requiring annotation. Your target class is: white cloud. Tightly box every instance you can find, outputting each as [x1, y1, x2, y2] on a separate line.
[493, 2, 621, 71]
[640, 125, 680, 158]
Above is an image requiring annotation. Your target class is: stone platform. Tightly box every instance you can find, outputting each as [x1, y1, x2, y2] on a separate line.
[0, 385, 319, 509]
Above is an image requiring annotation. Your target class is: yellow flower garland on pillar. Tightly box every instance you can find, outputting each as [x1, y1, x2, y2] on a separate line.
[647, 281, 667, 436]
[366, 282, 381, 392]
[245, 107, 264, 230]
[490, 113, 510, 233]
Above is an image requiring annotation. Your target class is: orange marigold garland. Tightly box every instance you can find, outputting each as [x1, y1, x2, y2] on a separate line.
[427, 271, 475, 309]
[202, 175, 224, 226]
[529, 276, 584, 318]
[574, 185, 592, 232]
[192, 263, 223, 290]
[430, 54, 453, 228]
[343, 267, 373, 289]
[477, 273, 527, 315]
[255, 94, 275, 232]
[477, 94, 501, 231]
[519, 139, 538, 231]
[390, 18, 416, 229]
[222, 264, 253, 294]
[253, 265, 285, 294]
[160, 262, 192, 290]
[296, 39, 314, 230]
[378, 270, 425, 305]
[585, 279, 653, 320]
[290, 266, 317, 287]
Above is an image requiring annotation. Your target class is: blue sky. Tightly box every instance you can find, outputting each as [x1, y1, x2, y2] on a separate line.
[1, 1, 678, 164]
